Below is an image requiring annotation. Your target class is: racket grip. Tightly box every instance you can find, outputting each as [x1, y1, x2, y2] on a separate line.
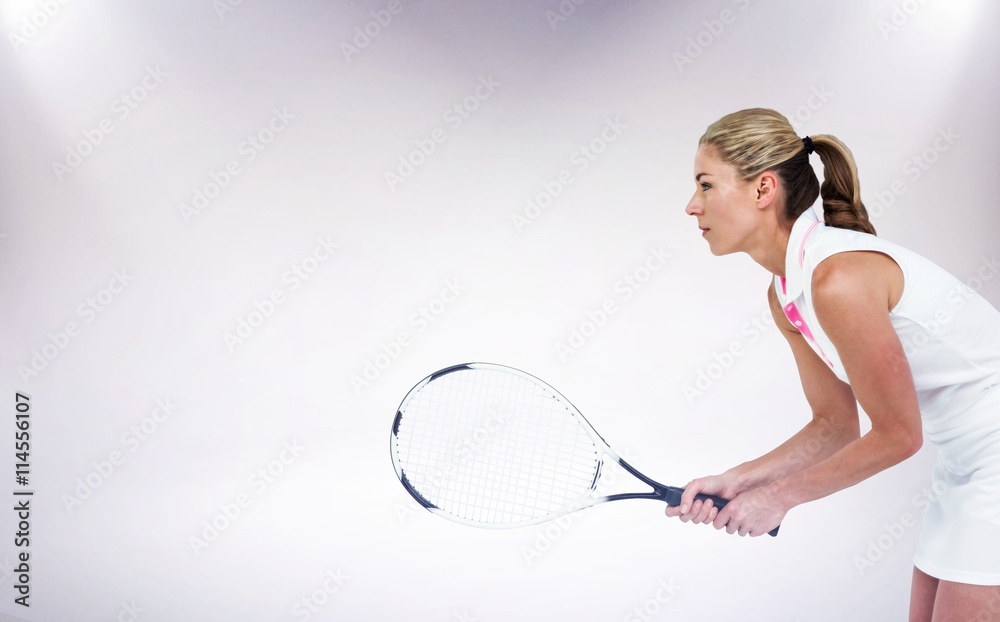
[666, 487, 780, 537]
[693, 491, 732, 509]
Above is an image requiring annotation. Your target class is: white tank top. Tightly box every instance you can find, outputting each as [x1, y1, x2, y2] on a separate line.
[773, 206, 1000, 454]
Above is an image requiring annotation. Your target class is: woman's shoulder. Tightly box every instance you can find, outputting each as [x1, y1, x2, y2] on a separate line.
[806, 224, 921, 270]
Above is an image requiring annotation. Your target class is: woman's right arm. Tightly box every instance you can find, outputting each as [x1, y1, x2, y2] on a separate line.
[666, 281, 860, 522]
[728, 282, 862, 486]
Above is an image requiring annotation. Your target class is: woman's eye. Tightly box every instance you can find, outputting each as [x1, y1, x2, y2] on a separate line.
[700, 183, 710, 191]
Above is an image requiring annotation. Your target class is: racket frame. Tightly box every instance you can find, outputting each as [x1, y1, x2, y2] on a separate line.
[391, 362, 778, 536]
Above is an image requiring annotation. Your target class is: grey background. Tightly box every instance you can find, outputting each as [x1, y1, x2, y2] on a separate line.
[1, 0, 998, 620]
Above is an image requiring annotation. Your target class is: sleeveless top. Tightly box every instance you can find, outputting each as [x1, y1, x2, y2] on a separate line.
[773, 206, 1000, 455]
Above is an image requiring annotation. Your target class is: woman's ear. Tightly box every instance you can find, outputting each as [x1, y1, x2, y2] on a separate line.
[755, 171, 779, 209]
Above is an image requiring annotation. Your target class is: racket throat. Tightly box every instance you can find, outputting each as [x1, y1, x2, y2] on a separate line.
[603, 487, 685, 505]
[601, 458, 685, 505]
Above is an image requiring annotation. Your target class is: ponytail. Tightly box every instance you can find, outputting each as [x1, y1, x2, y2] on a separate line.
[810, 134, 876, 235]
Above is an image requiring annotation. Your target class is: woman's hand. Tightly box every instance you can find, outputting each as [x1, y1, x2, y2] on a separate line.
[712, 484, 789, 537]
[664, 473, 789, 537]
[663, 471, 748, 526]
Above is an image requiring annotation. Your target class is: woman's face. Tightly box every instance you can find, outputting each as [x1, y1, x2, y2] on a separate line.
[685, 144, 764, 256]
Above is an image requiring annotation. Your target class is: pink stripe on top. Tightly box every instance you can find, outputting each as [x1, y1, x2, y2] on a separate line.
[781, 216, 835, 369]
[799, 221, 821, 268]
[783, 301, 835, 368]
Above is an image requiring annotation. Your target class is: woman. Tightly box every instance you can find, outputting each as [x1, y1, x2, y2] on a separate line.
[665, 108, 1000, 621]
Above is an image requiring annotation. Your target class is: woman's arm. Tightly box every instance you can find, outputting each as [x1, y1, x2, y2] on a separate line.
[770, 251, 923, 505]
[666, 280, 861, 524]
[716, 251, 923, 535]
[725, 281, 863, 489]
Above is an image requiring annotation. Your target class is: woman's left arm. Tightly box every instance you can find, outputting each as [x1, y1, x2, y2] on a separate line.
[714, 251, 924, 536]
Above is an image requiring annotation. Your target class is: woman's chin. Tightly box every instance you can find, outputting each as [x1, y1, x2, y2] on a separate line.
[707, 241, 737, 257]
[705, 240, 725, 256]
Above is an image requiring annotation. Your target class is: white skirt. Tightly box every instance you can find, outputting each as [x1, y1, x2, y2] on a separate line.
[913, 390, 1000, 585]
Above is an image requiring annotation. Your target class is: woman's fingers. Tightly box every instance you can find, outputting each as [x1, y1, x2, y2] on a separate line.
[665, 476, 728, 528]
[678, 498, 718, 524]
[678, 480, 706, 514]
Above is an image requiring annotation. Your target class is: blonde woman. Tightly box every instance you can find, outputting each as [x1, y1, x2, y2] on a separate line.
[665, 108, 1000, 621]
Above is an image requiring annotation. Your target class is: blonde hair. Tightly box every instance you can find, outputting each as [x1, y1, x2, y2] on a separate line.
[698, 108, 876, 235]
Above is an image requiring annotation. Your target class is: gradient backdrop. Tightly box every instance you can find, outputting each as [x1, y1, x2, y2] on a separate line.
[1, 0, 998, 620]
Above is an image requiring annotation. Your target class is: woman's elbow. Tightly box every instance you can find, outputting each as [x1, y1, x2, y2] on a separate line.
[890, 426, 923, 463]
[901, 431, 924, 460]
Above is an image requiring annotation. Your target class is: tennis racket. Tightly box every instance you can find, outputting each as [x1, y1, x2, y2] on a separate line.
[390, 362, 779, 537]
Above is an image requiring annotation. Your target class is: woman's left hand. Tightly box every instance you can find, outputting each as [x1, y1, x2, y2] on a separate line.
[712, 484, 789, 537]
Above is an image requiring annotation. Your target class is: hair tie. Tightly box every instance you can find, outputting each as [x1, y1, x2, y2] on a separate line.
[802, 136, 814, 154]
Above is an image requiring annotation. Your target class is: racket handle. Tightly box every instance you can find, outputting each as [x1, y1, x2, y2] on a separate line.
[665, 487, 780, 537]
[692, 491, 732, 509]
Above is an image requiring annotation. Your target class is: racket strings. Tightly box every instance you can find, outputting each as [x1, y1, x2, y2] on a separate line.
[394, 368, 600, 525]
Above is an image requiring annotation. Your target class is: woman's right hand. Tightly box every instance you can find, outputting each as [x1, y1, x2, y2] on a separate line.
[663, 471, 748, 526]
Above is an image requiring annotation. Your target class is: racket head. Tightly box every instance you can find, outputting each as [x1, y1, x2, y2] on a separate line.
[390, 363, 615, 528]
